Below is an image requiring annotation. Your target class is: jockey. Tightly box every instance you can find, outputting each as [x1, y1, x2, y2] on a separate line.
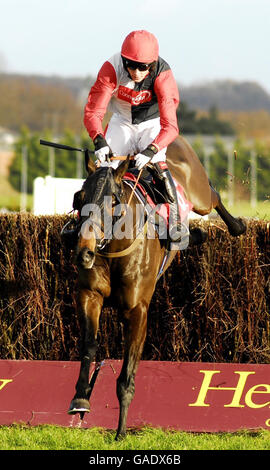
[84, 30, 182, 244]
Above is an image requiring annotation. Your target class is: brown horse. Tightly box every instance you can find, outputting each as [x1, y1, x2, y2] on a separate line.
[66, 135, 246, 439]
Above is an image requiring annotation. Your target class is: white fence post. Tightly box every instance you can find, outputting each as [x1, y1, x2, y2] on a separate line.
[250, 151, 257, 208]
[20, 145, 27, 212]
[227, 147, 234, 207]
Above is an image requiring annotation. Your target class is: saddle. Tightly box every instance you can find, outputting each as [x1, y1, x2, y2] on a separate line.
[127, 167, 167, 205]
[122, 166, 193, 279]
[123, 166, 193, 227]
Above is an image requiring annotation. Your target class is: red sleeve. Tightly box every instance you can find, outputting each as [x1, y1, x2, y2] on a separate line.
[84, 61, 117, 140]
[152, 69, 180, 151]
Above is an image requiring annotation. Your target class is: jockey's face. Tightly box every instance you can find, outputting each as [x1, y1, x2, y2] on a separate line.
[127, 67, 149, 83]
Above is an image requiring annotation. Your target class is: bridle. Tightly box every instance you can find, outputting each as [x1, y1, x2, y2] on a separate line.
[61, 166, 146, 258]
[39, 141, 148, 258]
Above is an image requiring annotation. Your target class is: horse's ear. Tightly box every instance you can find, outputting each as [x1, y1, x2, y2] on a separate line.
[73, 189, 85, 210]
[113, 156, 130, 185]
[84, 150, 96, 175]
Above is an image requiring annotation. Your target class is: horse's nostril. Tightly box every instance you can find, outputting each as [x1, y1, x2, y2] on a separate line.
[77, 248, 95, 268]
[84, 250, 93, 262]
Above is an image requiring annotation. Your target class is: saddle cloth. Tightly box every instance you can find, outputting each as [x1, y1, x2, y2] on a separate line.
[123, 171, 193, 225]
[123, 171, 193, 279]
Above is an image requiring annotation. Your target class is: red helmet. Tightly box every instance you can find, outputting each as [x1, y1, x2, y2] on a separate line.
[121, 30, 159, 64]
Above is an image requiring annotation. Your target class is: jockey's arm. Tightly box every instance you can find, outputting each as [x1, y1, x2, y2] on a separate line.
[151, 69, 180, 152]
[84, 61, 117, 141]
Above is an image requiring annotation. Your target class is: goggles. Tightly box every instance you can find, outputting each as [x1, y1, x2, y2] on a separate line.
[123, 59, 150, 71]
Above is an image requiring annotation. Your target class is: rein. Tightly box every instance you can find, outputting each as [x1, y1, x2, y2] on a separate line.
[67, 157, 148, 259]
[126, 168, 143, 208]
[96, 221, 148, 258]
[94, 163, 146, 258]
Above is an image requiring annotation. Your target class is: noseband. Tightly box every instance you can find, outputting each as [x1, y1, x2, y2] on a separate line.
[61, 214, 109, 252]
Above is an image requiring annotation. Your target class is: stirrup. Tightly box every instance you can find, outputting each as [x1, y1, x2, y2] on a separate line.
[169, 222, 182, 242]
[169, 222, 190, 251]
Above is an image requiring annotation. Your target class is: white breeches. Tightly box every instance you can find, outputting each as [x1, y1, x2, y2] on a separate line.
[105, 114, 167, 169]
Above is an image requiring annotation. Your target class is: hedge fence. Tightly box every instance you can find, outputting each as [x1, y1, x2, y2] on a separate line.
[0, 214, 269, 363]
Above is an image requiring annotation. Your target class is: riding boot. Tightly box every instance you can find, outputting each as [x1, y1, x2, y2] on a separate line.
[152, 162, 188, 245]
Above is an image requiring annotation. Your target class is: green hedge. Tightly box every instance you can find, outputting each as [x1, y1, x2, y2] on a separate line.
[0, 214, 269, 363]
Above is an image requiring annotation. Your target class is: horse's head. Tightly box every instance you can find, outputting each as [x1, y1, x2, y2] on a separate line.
[74, 156, 130, 269]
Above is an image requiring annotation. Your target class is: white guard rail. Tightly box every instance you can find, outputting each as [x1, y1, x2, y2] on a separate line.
[33, 176, 84, 215]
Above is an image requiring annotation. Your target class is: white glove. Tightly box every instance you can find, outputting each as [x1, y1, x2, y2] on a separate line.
[135, 153, 151, 170]
[95, 146, 110, 164]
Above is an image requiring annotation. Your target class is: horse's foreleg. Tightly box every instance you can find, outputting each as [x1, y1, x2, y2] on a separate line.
[69, 288, 103, 415]
[210, 185, 246, 236]
[116, 301, 148, 440]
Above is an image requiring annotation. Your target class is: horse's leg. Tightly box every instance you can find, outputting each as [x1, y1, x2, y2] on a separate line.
[69, 288, 103, 414]
[166, 137, 246, 237]
[116, 301, 148, 439]
[210, 184, 247, 236]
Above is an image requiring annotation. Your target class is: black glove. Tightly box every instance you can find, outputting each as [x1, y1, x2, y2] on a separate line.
[135, 144, 159, 170]
[93, 135, 111, 163]
[141, 144, 158, 159]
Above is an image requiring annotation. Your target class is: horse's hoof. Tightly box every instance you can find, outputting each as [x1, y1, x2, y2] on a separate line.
[189, 227, 208, 246]
[68, 398, 90, 415]
[228, 218, 247, 237]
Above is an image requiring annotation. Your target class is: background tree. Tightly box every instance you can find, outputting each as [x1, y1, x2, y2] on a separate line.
[9, 127, 90, 193]
[196, 106, 235, 135]
[177, 102, 235, 135]
[254, 140, 270, 200]
[209, 136, 228, 190]
[176, 102, 199, 134]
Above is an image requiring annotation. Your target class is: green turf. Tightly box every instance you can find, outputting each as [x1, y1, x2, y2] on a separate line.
[0, 425, 269, 450]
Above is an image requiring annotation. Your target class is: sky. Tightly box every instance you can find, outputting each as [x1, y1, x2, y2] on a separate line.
[0, 0, 270, 92]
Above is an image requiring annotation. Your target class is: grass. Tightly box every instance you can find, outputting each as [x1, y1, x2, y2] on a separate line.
[224, 199, 270, 220]
[0, 425, 269, 450]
